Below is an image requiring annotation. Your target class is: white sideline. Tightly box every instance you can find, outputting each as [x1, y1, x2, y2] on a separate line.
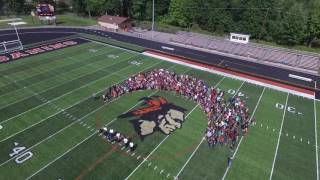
[269, 93, 289, 180]
[25, 89, 161, 179]
[79, 37, 140, 54]
[314, 90, 319, 180]
[142, 52, 315, 99]
[0, 53, 139, 125]
[175, 81, 244, 178]
[125, 104, 199, 180]
[221, 87, 266, 180]
[0, 60, 163, 167]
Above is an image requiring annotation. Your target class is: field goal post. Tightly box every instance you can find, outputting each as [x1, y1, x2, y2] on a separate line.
[0, 23, 24, 54]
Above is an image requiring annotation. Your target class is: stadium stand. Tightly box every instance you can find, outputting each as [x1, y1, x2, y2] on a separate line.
[168, 32, 320, 72]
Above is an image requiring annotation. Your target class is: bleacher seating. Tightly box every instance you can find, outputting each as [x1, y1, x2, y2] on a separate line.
[169, 31, 320, 72]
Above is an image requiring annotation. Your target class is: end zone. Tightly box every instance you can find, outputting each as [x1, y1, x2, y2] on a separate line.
[143, 50, 315, 99]
[0, 38, 89, 63]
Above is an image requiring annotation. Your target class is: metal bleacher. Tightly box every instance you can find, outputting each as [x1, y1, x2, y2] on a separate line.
[170, 32, 320, 73]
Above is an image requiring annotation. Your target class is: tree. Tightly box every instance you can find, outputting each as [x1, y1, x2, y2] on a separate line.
[306, 3, 320, 47]
[72, 0, 86, 15]
[85, 0, 104, 17]
[8, 0, 25, 14]
[274, 4, 307, 46]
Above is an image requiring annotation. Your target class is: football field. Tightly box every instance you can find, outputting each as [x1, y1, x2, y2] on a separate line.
[0, 38, 319, 180]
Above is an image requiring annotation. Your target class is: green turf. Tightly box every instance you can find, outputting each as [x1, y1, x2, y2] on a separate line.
[0, 37, 319, 180]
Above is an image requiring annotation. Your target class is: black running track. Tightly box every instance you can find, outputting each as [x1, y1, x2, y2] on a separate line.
[1, 27, 319, 98]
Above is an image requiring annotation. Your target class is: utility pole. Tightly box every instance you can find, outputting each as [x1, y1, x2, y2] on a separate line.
[151, 0, 155, 39]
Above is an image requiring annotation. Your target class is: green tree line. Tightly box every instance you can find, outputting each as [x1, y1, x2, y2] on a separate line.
[1, 0, 320, 47]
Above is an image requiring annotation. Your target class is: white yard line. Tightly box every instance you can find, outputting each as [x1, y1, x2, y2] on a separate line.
[221, 87, 266, 180]
[269, 93, 289, 180]
[0, 54, 139, 125]
[125, 104, 199, 180]
[0, 43, 107, 90]
[0, 61, 164, 167]
[0, 50, 132, 110]
[0, 60, 164, 143]
[175, 80, 244, 178]
[175, 136, 205, 178]
[126, 75, 226, 179]
[0, 45, 110, 96]
[314, 85, 319, 180]
[25, 90, 161, 180]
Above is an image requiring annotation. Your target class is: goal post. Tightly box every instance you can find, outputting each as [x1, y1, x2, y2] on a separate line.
[0, 22, 24, 54]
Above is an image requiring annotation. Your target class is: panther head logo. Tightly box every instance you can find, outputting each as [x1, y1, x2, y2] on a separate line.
[119, 96, 187, 140]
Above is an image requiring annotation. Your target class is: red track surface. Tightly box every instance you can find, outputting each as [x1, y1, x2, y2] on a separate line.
[146, 50, 315, 97]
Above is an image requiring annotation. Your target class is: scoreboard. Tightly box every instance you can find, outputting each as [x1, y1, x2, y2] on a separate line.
[36, 4, 55, 17]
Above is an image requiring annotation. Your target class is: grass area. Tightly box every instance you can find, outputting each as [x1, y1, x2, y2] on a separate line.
[0, 13, 96, 29]
[0, 37, 318, 180]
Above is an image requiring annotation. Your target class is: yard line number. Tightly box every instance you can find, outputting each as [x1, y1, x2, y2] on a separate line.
[9, 142, 33, 164]
[226, 89, 245, 97]
[130, 61, 143, 66]
[275, 103, 302, 115]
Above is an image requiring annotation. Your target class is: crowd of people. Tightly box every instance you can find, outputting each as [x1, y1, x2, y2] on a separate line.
[102, 69, 254, 150]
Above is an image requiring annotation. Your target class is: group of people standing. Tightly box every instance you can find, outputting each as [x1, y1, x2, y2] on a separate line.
[102, 69, 254, 151]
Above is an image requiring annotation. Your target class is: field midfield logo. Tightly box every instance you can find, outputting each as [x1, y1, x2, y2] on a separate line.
[119, 96, 187, 140]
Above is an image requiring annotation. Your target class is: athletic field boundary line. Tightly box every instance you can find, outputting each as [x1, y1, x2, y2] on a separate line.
[0, 53, 141, 125]
[0, 31, 78, 38]
[79, 37, 140, 55]
[221, 87, 266, 180]
[314, 90, 319, 180]
[269, 93, 289, 180]
[0, 60, 164, 167]
[124, 104, 199, 180]
[142, 52, 315, 99]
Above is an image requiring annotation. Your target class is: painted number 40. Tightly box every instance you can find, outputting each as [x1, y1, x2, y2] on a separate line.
[9, 142, 33, 164]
